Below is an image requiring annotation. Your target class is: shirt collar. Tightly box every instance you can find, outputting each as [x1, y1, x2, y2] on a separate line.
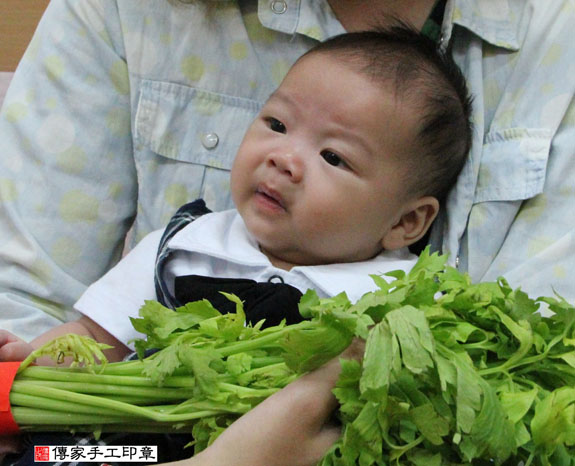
[257, 0, 525, 51]
[170, 209, 267, 266]
[257, 0, 345, 41]
[446, 0, 526, 51]
[297, 249, 417, 303]
[169, 210, 417, 303]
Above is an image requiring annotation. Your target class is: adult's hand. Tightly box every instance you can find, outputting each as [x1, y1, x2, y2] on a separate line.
[165, 340, 364, 466]
[0, 330, 34, 362]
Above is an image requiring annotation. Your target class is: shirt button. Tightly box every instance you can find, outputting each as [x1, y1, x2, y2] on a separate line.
[201, 132, 219, 150]
[455, 255, 460, 269]
[270, 0, 287, 14]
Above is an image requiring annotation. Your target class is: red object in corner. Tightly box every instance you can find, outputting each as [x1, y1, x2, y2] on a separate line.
[0, 361, 22, 435]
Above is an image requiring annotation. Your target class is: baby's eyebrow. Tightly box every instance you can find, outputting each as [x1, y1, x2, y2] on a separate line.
[266, 89, 296, 108]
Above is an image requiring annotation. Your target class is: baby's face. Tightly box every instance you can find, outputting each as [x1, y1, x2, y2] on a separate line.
[230, 52, 420, 269]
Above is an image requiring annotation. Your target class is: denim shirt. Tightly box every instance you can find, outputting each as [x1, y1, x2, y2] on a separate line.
[1, 0, 574, 340]
[432, 0, 575, 312]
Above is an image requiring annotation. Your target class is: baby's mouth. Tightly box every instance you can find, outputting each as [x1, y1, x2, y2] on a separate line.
[255, 185, 286, 210]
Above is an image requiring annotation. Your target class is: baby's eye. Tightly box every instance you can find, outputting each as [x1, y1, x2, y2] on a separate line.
[321, 150, 346, 168]
[266, 117, 286, 134]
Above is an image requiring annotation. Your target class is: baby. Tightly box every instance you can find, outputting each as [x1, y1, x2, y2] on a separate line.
[0, 26, 472, 363]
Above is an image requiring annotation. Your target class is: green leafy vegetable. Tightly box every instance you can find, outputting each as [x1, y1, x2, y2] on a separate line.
[18, 334, 111, 372]
[7, 247, 575, 465]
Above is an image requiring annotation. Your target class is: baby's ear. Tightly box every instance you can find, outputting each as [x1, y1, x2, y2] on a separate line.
[381, 196, 439, 251]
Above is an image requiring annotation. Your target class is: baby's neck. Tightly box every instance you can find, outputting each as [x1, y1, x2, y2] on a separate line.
[260, 247, 296, 271]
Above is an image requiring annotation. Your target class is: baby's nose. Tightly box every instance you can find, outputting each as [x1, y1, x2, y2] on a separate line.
[267, 151, 303, 183]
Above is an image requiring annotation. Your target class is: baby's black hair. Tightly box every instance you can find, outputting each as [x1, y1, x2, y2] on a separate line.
[302, 26, 473, 203]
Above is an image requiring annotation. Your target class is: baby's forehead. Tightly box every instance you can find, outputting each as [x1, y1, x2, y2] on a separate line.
[266, 51, 420, 118]
[270, 55, 419, 125]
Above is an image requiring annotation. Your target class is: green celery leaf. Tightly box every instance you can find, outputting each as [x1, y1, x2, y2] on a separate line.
[508, 286, 541, 322]
[130, 300, 200, 349]
[154, 300, 222, 339]
[333, 358, 362, 421]
[531, 387, 575, 454]
[191, 416, 233, 453]
[385, 306, 435, 375]
[369, 273, 393, 293]
[213, 293, 246, 342]
[407, 246, 448, 279]
[225, 353, 253, 376]
[433, 352, 457, 401]
[298, 291, 351, 320]
[432, 321, 491, 348]
[142, 342, 182, 384]
[236, 363, 295, 389]
[350, 288, 393, 323]
[489, 307, 534, 372]
[349, 402, 384, 464]
[513, 420, 531, 448]
[282, 322, 354, 373]
[409, 403, 449, 445]
[469, 379, 516, 462]
[453, 353, 482, 433]
[437, 265, 471, 294]
[335, 357, 362, 388]
[298, 288, 321, 319]
[179, 348, 221, 396]
[548, 444, 575, 466]
[359, 321, 392, 403]
[559, 351, 575, 369]
[499, 386, 538, 424]
[406, 449, 442, 466]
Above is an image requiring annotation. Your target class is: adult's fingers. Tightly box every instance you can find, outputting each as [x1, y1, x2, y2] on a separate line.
[0, 334, 33, 361]
[0, 330, 19, 347]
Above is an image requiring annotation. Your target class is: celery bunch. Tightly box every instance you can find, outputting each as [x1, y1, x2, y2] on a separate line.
[10, 292, 356, 451]
[9, 249, 575, 465]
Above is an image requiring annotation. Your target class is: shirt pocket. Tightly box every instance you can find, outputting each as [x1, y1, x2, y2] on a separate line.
[474, 128, 552, 203]
[132, 79, 263, 229]
[135, 79, 262, 171]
